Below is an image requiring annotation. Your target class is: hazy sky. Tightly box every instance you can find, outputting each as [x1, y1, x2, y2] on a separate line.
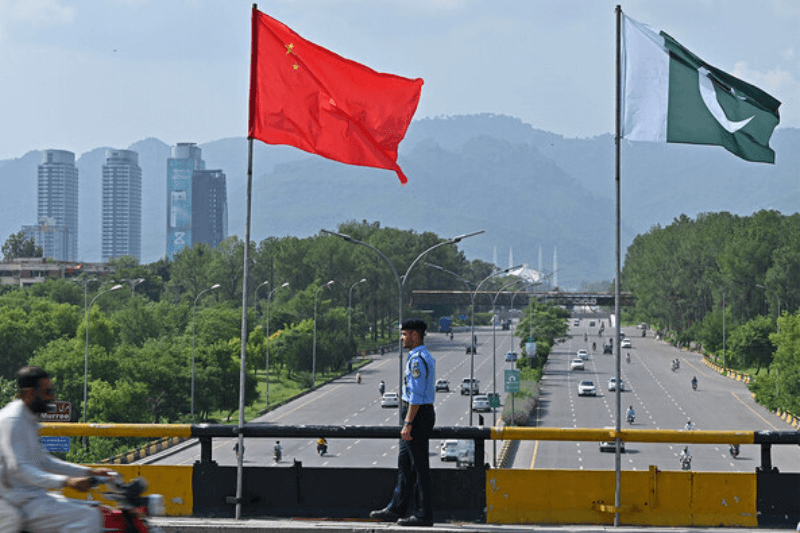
[0, 0, 797, 161]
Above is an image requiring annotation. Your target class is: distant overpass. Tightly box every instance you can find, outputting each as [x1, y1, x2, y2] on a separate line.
[411, 290, 635, 307]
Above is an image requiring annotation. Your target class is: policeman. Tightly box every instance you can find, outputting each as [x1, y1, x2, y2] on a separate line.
[370, 318, 436, 527]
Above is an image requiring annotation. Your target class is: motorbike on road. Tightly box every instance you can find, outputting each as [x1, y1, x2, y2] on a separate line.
[729, 444, 740, 458]
[31, 473, 166, 533]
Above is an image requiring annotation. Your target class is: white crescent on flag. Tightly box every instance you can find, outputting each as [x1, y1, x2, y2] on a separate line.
[697, 67, 754, 133]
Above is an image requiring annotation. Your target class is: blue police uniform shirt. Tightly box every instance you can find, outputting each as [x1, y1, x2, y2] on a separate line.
[403, 345, 436, 405]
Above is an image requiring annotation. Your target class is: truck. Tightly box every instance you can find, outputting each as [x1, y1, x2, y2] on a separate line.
[438, 316, 453, 333]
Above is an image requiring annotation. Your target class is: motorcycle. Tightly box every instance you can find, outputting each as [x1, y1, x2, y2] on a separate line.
[671, 361, 679, 372]
[626, 412, 635, 425]
[729, 444, 740, 458]
[30, 474, 166, 533]
[274, 448, 282, 463]
[691, 379, 698, 391]
[680, 456, 692, 470]
[317, 442, 328, 456]
[592, 342, 597, 351]
[626, 353, 631, 364]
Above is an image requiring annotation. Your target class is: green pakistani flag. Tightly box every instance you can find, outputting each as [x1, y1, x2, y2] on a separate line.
[622, 14, 780, 163]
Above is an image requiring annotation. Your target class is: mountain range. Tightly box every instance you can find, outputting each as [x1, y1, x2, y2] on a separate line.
[1, 114, 797, 289]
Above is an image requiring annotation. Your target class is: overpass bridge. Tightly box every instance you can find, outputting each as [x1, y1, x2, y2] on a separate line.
[411, 290, 635, 308]
[44, 422, 800, 529]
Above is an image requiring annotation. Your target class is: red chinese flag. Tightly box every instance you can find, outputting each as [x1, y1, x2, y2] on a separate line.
[248, 8, 423, 184]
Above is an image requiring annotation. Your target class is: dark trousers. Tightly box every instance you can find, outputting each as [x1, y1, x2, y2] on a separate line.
[388, 403, 435, 520]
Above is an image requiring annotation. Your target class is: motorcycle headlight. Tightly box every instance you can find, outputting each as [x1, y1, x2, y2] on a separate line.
[147, 494, 166, 516]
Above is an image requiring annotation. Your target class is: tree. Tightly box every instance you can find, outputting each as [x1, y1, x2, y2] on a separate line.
[2, 231, 43, 259]
[727, 315, 775, 373]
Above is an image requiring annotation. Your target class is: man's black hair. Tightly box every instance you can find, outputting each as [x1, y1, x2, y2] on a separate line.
[401, 318, 427, 339]
[17, 366, 49, 390]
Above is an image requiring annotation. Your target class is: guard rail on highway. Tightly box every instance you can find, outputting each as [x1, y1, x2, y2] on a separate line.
[41, 423, 800, 526]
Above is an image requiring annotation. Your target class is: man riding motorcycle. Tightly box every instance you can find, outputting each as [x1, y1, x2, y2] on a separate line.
[317, 437, 328, 456]
[691, 376, 698, 390]
[626, 406, 635, 424]
[274, 441, 283, 462]
[679, 446, 692, 470]
[0, 366, 115, 533]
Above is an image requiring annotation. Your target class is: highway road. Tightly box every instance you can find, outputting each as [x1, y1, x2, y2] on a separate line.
[512, 314, 800, 473]
[145, 322, 520, 468]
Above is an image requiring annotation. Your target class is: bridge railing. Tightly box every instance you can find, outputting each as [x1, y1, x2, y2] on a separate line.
[40, 423, 800, 525]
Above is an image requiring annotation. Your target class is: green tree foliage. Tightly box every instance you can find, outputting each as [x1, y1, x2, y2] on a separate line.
[515, 300, 569, 354]
[2, 231, 43, 259]
[726, 315, 775, 373]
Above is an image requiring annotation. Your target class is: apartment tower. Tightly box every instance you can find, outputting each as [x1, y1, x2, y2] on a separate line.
[102, 149, 142, 262]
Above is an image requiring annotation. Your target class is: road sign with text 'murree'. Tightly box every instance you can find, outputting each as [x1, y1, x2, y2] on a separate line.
[504, 369, 521, 393]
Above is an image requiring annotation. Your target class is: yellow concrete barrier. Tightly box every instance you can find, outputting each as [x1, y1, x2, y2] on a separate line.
[486, 467, 756, 527]
[63, 464, 194, 517]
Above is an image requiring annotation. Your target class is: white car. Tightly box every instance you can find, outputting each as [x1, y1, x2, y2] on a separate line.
[570, 358, 585, 371]
[621, 338, 632, 349]
[573, 319, 580, 327]
[577, 349, 589, 360]
[381, 392, 399, 408]
[440, 440, 458, 461]
[608, 377, 625, 391]
[471, 394, 490, 412]
[577, 380, 596, 396]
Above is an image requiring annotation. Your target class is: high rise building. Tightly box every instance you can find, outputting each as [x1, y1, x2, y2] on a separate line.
[102, 149, 142, 262]
[37, 150, 78, 261]
[191, 170, 228, 250]
[166, 143, 228, 259]
[166, 143, 204, 259]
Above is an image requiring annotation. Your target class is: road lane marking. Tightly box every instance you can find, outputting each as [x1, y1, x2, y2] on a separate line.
[529, 439, 539, 469]
[729, 391, 780, 430]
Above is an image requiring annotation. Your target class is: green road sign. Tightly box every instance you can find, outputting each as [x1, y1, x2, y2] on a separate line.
[504, 369, 521, 393]
[489, 395, 501, 408]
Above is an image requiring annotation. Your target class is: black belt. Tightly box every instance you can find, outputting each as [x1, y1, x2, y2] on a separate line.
[401, 401, 433, 409]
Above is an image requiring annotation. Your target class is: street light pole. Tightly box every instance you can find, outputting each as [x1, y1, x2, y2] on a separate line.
[192, 283, 221, 417]
[262, 282, 288, 409]
[120, 277, 145, 296]
[348, 278, 367, 340]
[322, 229, 484, 424]
[313, 280, 335, 387]
[83, 283, 123, 445]
[426, 262, 521, 425]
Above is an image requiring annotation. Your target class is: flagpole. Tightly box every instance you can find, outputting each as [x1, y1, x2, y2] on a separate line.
[614, 4, 622, 527]
[234, 4, 259, 520]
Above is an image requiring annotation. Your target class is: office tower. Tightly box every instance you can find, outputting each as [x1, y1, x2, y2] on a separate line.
[102, 149, 142, 262]
[192, 170, 228, 249]
[166, 143, 204, 259]
[37, 150, 78, 260]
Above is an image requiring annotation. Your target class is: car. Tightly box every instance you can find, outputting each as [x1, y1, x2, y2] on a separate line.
[607, 377, 625, 391]
[456, 440, 475, 468]
[577, 380, 596, 396]
[621, 338, 632, 349]
[599, 429, 626, 453]
[570, 359, 585, 371]
[440, 439, 458, 461]
[573, 319, 580, 327]
[460, 378, 480, 395]
[435, 379, 450, 392]
[577, 349, 589, 360]
[603, 344, 613, 354]
[599, 440, 626, 453]
[505, 350, 519, 362]
[380, 392, 399, 408]
[589, 320, 596, 327]
[471, 394, 490, 412]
